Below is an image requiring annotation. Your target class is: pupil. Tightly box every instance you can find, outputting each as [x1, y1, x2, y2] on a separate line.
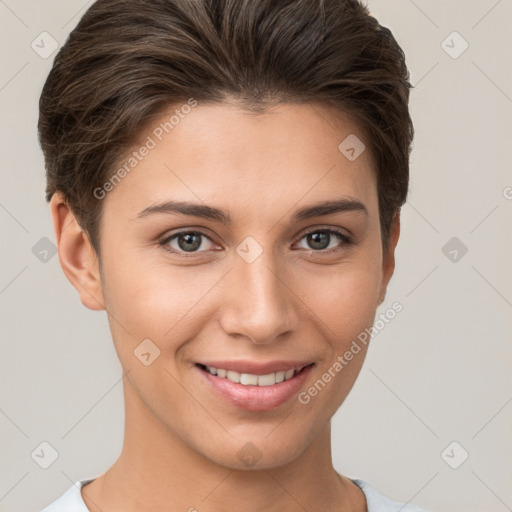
[175, 232, 331, 252]
[309, 232, 329, 250]
[178, 233, 201, 252]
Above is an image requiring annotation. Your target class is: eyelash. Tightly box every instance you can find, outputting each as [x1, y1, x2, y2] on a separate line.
[158, 227, 353, 258]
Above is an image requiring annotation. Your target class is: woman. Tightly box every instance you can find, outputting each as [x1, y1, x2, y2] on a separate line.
[38, 0, 427, 510]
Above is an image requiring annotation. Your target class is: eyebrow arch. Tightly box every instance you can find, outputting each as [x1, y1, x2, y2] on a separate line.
[135, 197, 368, 224]
[290, 198, 368, 223]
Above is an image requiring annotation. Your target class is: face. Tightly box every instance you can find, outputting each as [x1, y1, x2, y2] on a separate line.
[55, 101, 398, 470]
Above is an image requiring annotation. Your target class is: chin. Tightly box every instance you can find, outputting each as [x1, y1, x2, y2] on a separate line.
[191, 428, 312, 472]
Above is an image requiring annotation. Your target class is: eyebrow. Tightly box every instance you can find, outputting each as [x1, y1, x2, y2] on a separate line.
[135, 197, 368, 224]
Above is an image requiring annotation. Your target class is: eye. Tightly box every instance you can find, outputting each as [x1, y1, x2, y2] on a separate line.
[158, 227, 352, 258]
[295, 228, 352, 252]
[159, 230, 217, 255]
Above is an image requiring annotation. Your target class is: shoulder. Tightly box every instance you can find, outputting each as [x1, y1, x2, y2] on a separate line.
[40, 479, 93, 512]
[351, 478, 430, 512]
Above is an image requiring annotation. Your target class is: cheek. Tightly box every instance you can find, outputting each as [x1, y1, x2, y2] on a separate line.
[100, 251, 222, 356]
[296, 257, 382, 344]
[291, 262, 381, 425]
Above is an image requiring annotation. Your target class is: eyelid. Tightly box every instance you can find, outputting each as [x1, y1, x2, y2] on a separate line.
[297, 225, 352, 241]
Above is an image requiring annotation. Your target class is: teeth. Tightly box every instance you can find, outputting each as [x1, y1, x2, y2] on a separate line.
[240, 373, 258, 385]
[204, 365, 302, 386]
[284, 369, 295, 380]
[226, 370, 240, 383]
[257, 373, 276, 386]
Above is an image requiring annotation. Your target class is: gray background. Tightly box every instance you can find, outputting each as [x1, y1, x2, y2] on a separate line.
[1, 1, 511, 511]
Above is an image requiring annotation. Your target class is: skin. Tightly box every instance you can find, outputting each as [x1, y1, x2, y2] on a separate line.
[50, 100, 400, 512]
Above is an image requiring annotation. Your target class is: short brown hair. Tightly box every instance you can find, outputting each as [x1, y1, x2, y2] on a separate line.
[38, 0, 414, 258]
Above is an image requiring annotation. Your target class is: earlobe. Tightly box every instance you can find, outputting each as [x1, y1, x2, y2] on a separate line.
[49, 192, 106, 311]
[378, 211, 401, 305]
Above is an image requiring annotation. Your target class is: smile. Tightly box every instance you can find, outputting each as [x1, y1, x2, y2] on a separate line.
[195, 362, 315, 411]
[198, 364, 307, 386]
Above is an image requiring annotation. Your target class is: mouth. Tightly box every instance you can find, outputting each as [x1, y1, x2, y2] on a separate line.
[195, 361, 315, 411]
[196, 363, 312, 386]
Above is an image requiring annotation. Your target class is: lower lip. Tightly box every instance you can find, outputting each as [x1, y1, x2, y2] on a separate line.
[196, 364, 314, 412]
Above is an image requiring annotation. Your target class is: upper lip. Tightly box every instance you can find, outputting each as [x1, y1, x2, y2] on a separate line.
[197, 360, 314, 375]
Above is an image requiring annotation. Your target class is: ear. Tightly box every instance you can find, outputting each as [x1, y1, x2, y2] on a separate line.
[49, 192, 106, 311]
[378, 210, 401, 306]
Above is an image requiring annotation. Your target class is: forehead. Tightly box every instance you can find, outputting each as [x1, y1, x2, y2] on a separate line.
[105, 101, 377, 216]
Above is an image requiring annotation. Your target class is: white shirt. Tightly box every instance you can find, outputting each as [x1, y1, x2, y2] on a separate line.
[41, 477, 429, 511]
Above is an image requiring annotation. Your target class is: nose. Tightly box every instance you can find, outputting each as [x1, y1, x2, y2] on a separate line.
[218, 248, 299, 345]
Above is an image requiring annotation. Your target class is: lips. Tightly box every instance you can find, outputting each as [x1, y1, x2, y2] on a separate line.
[195, 360, 315, 411]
